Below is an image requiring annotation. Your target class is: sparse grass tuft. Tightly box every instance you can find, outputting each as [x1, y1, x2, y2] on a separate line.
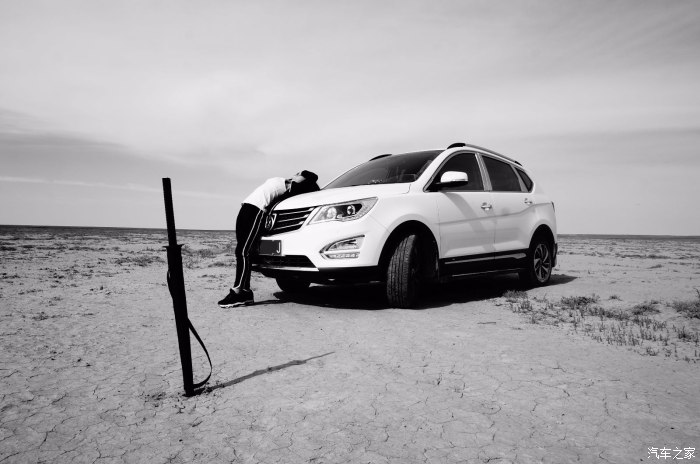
[587, 306, 630, 321]
[519, 299, 533, 312]
[560, 294, 600, 310]
[673, 325, 699, 343]
[671, 290, 700, 319]
[178, 245, 229, 268]
[115, 254, 165, 267]
[632, 315, 666, 331]
[503, 290, 527, 303]
[499, 290, 699, 362]
[631, 301, 660, 316]
[196, 248, 217, 259]
[208, 261, 228, 268]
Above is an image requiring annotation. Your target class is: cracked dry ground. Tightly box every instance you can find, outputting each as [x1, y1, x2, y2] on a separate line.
[1, 230, 699, 463]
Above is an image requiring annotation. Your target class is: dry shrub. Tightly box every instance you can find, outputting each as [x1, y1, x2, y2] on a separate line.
[631, 301, 660, 316]
[672, 290, 700, 319]
[560, 294, 599, 310]
[503, 290, 527, 302]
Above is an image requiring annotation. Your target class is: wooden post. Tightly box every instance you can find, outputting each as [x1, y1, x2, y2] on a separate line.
[162, 178, 195, 396]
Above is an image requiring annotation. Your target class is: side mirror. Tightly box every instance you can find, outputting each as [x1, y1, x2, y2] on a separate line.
[431, 171, 469, 190]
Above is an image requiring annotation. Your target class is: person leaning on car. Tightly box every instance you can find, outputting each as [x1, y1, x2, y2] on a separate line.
[218, 170, 319, 308]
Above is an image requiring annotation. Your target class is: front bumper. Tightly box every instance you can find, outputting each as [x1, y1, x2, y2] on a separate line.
[253, 263, 383, 283]
[252, 213, 389, 280]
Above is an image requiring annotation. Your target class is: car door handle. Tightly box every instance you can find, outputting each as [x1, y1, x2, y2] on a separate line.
[481, 202, 492, 211]
[524, 198, 533, 205]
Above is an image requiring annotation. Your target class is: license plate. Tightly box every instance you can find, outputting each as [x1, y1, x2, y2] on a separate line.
[259, 239, 282, 256]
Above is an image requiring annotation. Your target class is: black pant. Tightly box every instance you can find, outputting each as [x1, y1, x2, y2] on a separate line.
[234, 203, 265, 291]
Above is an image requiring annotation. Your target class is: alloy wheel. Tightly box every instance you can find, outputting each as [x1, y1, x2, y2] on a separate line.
[533, 243, 552, 282]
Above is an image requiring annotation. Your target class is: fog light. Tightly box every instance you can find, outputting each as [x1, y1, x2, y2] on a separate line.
[325, 252, 359, 259]
[321, 236, 364, 259]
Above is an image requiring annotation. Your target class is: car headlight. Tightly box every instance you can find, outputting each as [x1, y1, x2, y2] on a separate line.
[309, 197, 377, 224]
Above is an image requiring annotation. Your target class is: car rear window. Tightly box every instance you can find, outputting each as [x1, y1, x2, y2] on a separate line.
[515, 168, 534, 192]
[482, 156, 522, 192]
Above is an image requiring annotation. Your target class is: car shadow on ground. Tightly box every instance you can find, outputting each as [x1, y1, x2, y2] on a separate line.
[272, 273, 577, 311]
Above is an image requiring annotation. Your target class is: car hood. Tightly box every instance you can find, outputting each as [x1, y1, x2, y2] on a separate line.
[275, 183, 411, 209]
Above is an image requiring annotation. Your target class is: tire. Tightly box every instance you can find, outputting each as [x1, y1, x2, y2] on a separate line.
[519, 237, 553, 286]
[276, 276, 311, 293]
[386, 234, 422, 308]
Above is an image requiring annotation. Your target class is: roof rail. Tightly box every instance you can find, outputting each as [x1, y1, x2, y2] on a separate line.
[469, 144, 522, 166]
[370, 153, 392, 161]
[452, 143, 522, 166]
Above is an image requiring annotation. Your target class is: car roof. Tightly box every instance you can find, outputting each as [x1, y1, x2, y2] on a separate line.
[377, 144, 522, 167]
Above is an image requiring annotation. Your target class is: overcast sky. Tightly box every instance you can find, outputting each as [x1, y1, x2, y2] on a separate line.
[1, 0, 699, 234]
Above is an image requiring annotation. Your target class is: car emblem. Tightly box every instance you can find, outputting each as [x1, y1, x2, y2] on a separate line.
[265, 214, 277, 231]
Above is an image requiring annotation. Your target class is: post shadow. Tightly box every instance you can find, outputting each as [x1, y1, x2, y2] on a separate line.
[202, 351, 335, 394]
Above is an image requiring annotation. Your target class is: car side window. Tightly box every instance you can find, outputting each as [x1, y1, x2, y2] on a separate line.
[436, 153, 484, 191]
[515, 168, 533, 192]
[483, 156, 522, 192]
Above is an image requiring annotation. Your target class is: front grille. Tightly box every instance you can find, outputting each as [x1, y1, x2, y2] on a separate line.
[266, 206, 315, 235]
[255, 254, 315, 268]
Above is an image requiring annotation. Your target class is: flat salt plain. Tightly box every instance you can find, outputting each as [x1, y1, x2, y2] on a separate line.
[1, 226, 699, 464]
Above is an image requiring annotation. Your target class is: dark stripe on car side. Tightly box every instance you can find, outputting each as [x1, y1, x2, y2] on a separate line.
[440, 249, 528, 277]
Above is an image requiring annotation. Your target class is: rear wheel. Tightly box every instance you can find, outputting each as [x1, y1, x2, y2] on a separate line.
[276, 276, 311, 293]
[519, 237, 553, 286]
[386, 234, 422, 308]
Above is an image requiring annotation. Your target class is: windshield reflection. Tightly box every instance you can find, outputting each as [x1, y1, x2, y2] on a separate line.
[325, 151, 441, 189]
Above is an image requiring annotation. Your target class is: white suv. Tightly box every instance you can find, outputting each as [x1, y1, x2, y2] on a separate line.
[253, 143, 557, 308]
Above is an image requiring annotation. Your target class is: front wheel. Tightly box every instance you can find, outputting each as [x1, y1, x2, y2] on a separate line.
[276, 276, 311, 293]
[386, 234, 421, 308]
[519, 238, 553, 286]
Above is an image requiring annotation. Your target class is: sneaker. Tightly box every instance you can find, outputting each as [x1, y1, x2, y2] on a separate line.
[218, 288, 254, 308]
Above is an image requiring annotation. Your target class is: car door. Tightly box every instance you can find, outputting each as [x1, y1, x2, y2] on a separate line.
[428, 152, 496, 276]
[481, 155, 532, 270]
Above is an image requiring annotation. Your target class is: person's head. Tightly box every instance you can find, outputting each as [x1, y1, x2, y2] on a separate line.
[288, 170, 320, 195]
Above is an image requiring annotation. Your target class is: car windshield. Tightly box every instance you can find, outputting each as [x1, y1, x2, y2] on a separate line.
[324, 150, 441, 189]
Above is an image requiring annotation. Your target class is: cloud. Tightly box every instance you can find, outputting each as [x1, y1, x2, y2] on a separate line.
[2, 1, 699, 171]
[0, 176, 45, 184]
